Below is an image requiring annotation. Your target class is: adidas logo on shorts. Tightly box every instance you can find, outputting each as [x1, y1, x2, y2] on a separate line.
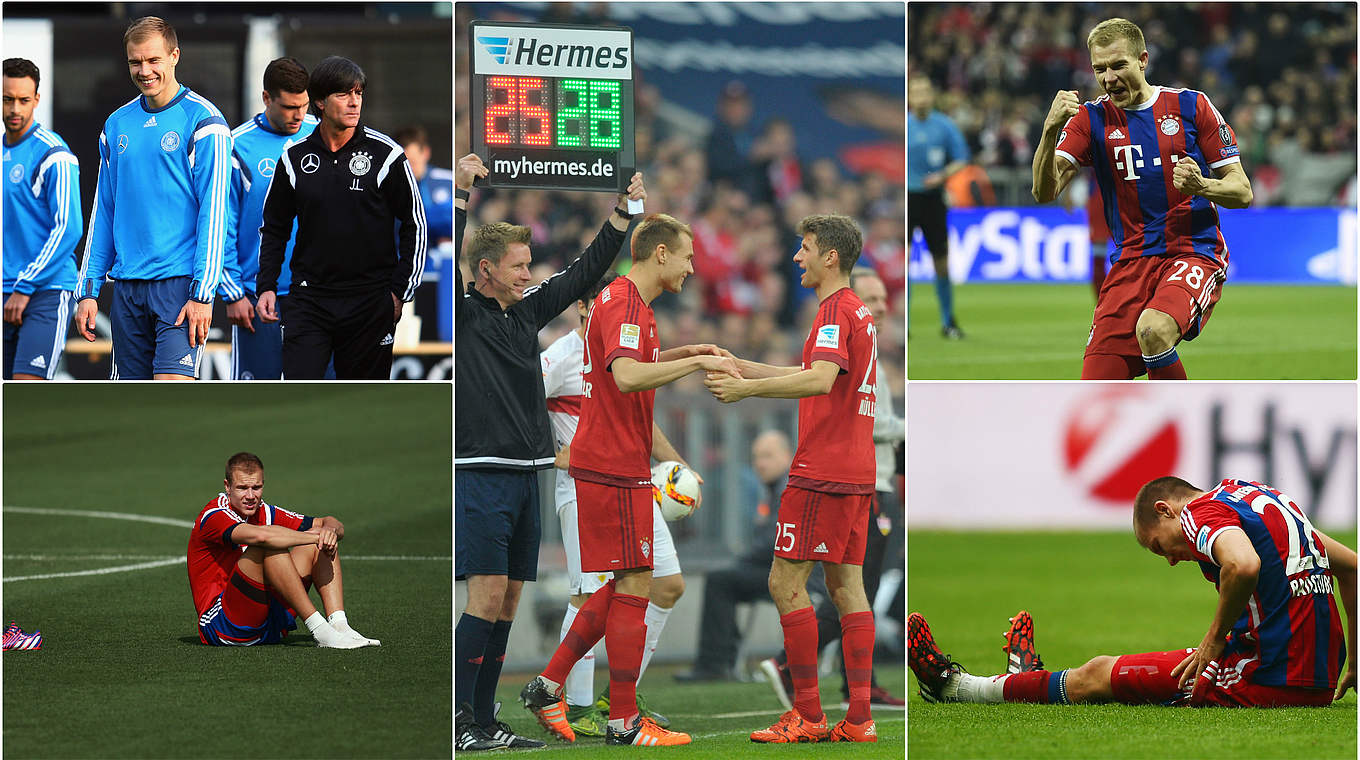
[179, 354, 194, 367]
[813, 542, 829, 554]
[380, 333, 394, 346]
[30, 355, 46, 369]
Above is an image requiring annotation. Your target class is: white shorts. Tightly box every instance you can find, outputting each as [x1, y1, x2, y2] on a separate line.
[559, 496, 680, 595]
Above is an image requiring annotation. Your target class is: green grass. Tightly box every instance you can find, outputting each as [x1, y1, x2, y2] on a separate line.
[2, 385, 452, 759]
[908, 283, 1358, 379]
[488, 662, 905, 757]
[908, 530, 1358, 759]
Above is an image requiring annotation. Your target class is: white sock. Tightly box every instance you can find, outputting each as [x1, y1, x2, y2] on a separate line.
[636, 602, 672, 683]
[560, 603, 597, 707]
[302, 611, 330, 634]
[942, 672, 1009, 703]
[328, 610, 350, 632]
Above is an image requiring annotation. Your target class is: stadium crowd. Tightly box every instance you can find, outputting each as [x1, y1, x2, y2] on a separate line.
[909, 3, 1358, 207]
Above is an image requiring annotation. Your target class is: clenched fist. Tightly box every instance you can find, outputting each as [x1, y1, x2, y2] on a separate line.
[1172, 155, 1207, 195]
[1045, 90, 1081, 131]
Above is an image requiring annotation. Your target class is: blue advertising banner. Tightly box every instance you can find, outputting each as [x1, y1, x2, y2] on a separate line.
[909, 207, 1358, 285]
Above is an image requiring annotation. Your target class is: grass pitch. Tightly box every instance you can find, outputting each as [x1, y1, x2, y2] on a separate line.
[908, 530, 1359, 760]
[2, 384, 452, 758]
[908, 283, 1358, 379]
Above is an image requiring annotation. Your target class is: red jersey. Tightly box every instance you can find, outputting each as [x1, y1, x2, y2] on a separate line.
[1055, 86, 1238, 266]
[788, 287, 876, 493]
[186, 495, 311, 615]
[1180, 479, 1345, 690]
[569, 276, 659, 487]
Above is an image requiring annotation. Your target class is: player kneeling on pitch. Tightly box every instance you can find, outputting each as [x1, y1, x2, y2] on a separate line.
[187, 452, 379, 648]
[911, 477, 1356, 707]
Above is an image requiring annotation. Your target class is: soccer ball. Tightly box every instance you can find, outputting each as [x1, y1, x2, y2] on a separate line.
[651, 461, 700, 521]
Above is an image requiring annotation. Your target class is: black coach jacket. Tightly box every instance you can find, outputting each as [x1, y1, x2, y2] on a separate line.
[454, 204, 626, 471]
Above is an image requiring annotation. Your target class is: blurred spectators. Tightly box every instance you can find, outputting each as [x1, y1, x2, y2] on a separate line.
[909, 2, 1358, 207]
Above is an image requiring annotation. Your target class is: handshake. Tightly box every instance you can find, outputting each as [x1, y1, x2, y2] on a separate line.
[677, 343, 751, 403]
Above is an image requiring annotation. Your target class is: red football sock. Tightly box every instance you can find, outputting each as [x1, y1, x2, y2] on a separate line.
[1148, 359, 1187, 380]
[1001, 669, 1069, 703]
[840, 611, 875, 723]
[780, 607, 823, 722]
[1081, 353, 1137, 379]
[604, 592, 649, 721]
[543, 581, 614, 685]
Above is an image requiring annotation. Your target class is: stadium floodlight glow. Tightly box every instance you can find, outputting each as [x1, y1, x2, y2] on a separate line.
[470, 20, 635, 192]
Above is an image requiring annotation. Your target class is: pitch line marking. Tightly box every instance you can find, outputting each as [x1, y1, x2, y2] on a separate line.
[5, 557, 186, 582]
[3, 506, 194, 528]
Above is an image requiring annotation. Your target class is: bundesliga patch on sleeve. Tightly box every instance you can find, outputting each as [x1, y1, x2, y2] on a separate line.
[815, 324, 840, 349]
[620, 323, 641, 349]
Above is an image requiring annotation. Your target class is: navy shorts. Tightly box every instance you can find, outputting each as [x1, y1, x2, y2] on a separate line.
[230, 294, 282, 380]
[108, 277, 202, 379]
[198, 593, 296, 646]
[456, 469, 541, 582]
[3, 288, 71, 379]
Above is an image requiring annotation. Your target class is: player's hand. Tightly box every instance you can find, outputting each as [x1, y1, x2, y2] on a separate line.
[257, 291, 279, 323]
[1172, 155, 1207, 195]
[1044, 90, 1081, 131]
[683, 343, 726, 358]
[392, 293, 403, 325]
[3, 292, 30, 325]
[225, 297, 255, 333]
[697, 354, 741, 378]
[922, 171, 945, 189]
[74, 298, 99, 341]
[704, 370, 748, 403]
[617, 172, 646, 206]
[456, 153, 487, 190]
[174, 300, 213, 347]
[1335, 665, 1357, 701]
[553, 444, 571, 470]
[1171, 634, 1226, 691]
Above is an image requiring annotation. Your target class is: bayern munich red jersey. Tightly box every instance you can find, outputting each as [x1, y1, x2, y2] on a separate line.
[788, 287, 876, 493]
[186, 494, 310, 615]
[569, 276, 658, 487]
[1180, 479, 1345, 690]
[1055, 86, 1239, 266]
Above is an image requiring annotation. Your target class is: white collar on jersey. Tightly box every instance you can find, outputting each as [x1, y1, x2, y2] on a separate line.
[1126, 85, 1161, 111]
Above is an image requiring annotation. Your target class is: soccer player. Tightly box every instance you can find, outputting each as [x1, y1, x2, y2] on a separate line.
[908, 73, 969, 340]
[911, 476, 1357, 707]
[2, 58, 81, 380]
[187, 452, 379, 649]
[520, 213, 740, 747]
[1031, 18, 1253, 380]
[74, 16, 230, 380]
[394, 126, 455, 247]
[256, 56, 427, 380]
[704, 214, 879, 743]
[218, 57, 318, 381]
[542, 271, 698, 735]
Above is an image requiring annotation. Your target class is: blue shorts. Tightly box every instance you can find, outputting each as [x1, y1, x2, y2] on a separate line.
[198, 593, 296, 646]
[230, 295, 283, 380]
[456, 469, 541, 582]
[108, 277, 202, 379]
[3, 289, 71, 379]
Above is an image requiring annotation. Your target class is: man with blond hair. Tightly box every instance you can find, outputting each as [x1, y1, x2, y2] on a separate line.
[1032, 18, 1253, 380]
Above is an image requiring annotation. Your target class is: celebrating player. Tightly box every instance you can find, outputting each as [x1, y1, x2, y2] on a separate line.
[1031, 18, 1253, 380]
[704, 214, 880, 743]
[520, 213, 739, 748]
[2, 58, 81, 380]
[543, 271, 701, 735]
[187, 452, 379, 649]
[911, 476, 1356, 708]
[217, 57, 318, 380]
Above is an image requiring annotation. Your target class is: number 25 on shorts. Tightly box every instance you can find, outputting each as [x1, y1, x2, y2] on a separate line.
[775, 522, 797, 552]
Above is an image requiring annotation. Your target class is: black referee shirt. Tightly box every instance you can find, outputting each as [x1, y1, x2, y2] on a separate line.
[258, 121, 427, 300]
[454, 205, 627, 471]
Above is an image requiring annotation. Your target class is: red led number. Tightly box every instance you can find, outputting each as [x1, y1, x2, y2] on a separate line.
[484, 76, 554, 147]
[484, 76, 517, 145]
[518, 77, 552, 146]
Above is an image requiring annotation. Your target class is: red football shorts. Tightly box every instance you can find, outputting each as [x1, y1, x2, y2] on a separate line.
[1085, 254, 1224, 369]
[773, 485, 870, 564]
[1110, 650, 1333, 707]
[574, 479, 654, 574]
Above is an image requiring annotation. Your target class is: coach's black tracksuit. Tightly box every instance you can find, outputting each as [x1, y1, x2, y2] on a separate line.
[258, 121, 427, 379]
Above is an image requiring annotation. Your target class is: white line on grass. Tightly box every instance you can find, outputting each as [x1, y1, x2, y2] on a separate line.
[5, 557, 186, 582]
[3, 506, 194, 528]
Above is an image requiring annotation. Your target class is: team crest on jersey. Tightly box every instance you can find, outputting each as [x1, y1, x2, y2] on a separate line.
[7, 164, 22, 184]
[116, 134, 129, 154]
[640, 537, 651, 559]
[620, 323, 641, 349]
[815, 324, 840, 349]
[1159, 115, 1180, 136]
[257, 157, 276, 178]
[349, 151, 372, 176]
[160, 131, 180, 152]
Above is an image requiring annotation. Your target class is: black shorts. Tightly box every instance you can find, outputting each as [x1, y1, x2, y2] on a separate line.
[280, 288, 395, 379]
[907, 190, 949, 259]
[455, 469, 541, 582]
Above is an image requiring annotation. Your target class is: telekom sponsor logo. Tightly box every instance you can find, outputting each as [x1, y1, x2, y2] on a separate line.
[1061, 387, 1180, 504]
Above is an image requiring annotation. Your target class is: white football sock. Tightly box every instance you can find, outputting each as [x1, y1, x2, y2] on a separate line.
[942, 672, 1009, 703]
[328, 610, 350, 631]
[636, 602, 672, 683]
[304, 612, 361, 648]
[560, 603, 597, 707]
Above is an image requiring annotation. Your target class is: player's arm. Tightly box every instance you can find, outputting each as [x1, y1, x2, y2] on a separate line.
[256, 150, 300, 322]
[384, 151, 428, 312]
[187, 116, 231, 303]
[1173, 159, 1253, 209]
[1316, 528, 1358, 699]
[1032, 90, 1082, 203]
[706, 360, 839, 403]
[650, 423, 695, 472]
[454, 154, 484, 308]
[228, 522, 320, 549]
[657, 344, 726, 362]
[1172, 527, 1260, 688]
[611, 353, 739, 393]
[219, 152, 255, 330]
[75, 130, 117, 340]
[6, 148, 81, 326]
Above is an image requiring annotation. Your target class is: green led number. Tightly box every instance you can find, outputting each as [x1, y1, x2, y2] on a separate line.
[589, 80, 622, 149]
[556, 79, 590, 147]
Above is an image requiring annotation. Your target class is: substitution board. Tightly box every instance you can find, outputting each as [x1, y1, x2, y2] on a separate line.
[469, 21, 635, 193]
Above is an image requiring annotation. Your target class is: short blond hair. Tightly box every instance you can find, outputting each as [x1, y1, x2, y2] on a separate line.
[124, 16, 178, 52]
[631, 213, 693, 263]
[1087, 18, 1145, 55]
[466, 221, 531, 276]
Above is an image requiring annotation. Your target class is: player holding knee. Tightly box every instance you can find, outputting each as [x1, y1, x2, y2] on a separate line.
[187, 452, 379, 649]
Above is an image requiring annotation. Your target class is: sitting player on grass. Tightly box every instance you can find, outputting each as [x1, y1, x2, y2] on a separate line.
[187, 452, 380, 649]
[911, 476, 1356, 707]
